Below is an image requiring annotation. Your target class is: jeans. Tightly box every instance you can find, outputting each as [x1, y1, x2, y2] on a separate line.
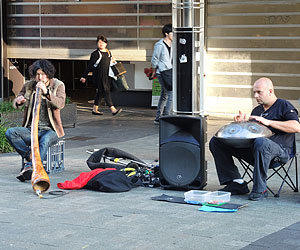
[209, 136, 290, 193]
[155, 74, 172, 120]
[5, 127, 58, 162]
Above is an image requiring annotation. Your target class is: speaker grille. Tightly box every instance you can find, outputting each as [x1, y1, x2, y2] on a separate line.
[160, 142, 200, 186]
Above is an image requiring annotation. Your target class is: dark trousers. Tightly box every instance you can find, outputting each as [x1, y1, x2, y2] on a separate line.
[155, 74, 172, 120]
[209, 137, 289, 193]
[94, 85, 113, 107]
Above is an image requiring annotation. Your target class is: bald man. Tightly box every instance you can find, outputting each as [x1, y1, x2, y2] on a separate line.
[209, 78, 300, 201]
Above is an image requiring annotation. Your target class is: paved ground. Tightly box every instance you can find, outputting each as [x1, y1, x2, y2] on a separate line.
[0, 102, 300, 250]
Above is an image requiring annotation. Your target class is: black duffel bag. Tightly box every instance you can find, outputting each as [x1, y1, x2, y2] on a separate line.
[84, 170, 133, 192]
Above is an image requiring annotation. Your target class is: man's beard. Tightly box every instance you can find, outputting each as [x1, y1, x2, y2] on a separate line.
[256, 99, 264, 105]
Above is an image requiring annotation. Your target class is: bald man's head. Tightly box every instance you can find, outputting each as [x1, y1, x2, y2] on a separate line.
[253, 77, 274, 90]
[253, 77, 277, 107]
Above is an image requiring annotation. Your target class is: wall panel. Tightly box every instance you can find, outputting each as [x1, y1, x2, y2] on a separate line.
[206, 0, 300, 114]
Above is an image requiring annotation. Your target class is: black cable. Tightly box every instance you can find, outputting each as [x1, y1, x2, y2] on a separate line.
[40, 190, 70, 199]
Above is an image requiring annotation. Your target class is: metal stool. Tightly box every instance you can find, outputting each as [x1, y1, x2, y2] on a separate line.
[21, 140, 65, 174]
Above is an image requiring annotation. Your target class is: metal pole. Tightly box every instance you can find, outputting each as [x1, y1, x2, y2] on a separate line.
[72, 61, 75, 90]
[183, 0, 192, 27]
[39, 0, 42, 48]
[199, 0, 205, 116]
[137, 1, 140, 50]
[183, 0, 194, 114]
[172, 0, 205, 115]
[0, 1, 4, 102]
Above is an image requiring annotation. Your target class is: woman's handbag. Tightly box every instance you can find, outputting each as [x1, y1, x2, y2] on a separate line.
[111, 62, 127, 77]
[112, 75, 129, 92]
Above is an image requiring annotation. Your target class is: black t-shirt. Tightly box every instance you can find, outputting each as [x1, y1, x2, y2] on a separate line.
[251, 99, 299, 154]
[163, 41, 171, 55]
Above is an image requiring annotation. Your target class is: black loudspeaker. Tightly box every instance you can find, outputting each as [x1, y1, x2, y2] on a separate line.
[159, 115, 207, 190]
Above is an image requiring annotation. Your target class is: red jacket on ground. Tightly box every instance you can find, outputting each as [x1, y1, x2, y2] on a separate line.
[57, 168, 116, 190]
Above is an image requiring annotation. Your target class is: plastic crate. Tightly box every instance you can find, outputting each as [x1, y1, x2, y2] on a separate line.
[184, 190, 212, 204]
[46, 140, 65, 174]
[209, 191, 231, 204]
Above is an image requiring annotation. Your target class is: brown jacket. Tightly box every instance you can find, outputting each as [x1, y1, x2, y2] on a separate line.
[15, 78, 66, 137]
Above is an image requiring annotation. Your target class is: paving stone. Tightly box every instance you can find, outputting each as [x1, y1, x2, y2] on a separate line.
[1, 106, 300, 250]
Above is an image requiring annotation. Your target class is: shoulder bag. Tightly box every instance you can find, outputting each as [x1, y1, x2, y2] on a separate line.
[111, 62, 127, 77]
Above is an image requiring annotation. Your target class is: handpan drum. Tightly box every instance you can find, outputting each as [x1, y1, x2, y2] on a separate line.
[214, 121, 273, 148]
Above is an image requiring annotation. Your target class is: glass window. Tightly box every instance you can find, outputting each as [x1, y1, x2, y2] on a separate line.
[7, 0, 172, 57]
[41, 16, 137, 26]
[140, 3, 171, 13]
[42, 28, 137, 39]
[8, 5, 39, 15]
[139, 28, 162, 38]
[9, 28, 40, 37]
[41, 3, 138, 14]
[140, 16, 171, 26]
[9, 40, 40, 48]
[8, 17, 39, 26]
[41, 40, 137, 50]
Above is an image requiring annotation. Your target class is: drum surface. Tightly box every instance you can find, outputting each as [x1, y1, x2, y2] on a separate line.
[215, 121, 273, 148]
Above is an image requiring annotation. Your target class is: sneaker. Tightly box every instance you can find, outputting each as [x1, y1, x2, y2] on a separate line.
[16, 163, 33, 182]
[219, 181, 250, 195]
[154, 119, 159, 125]
[249, 190, 268, 201]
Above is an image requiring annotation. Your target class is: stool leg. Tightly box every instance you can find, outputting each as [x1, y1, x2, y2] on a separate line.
[21, 157, 25, 171]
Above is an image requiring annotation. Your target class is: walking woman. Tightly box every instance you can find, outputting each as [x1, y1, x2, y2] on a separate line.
[80, 35, 122, 116]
